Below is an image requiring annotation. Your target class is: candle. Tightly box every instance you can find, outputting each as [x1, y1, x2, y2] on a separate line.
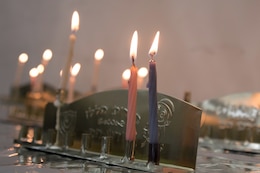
[122, 68, 130, 89]
[60, 11, 79, 90]
[29, 67, 39, 92]
[42, 49, 53, 67]
[147, 31, 160, 165]
[91, 49, 104, 92]
[36, 64, 44, 92]
[137, 67, 148, 89]
[37, 49, 52, 92]
[14, 53, 28, 88]
[126, 31, 138, 141]
[67, 63, 81, 103]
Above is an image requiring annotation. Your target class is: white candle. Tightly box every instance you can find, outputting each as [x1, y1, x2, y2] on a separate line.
[14, 53, 28, 88]
[36, 64, 44, 92]
[42, 49, 53, 67]
[29, 67, 39, 92]
[122, 68, 130, 89]
[60, 11, 79, 90]
[67, 63, 81, 103]
[137, 67, 148, 89]
[91, 49, 104, 92]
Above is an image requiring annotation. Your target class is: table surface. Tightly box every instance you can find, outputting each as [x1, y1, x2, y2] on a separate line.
[0, 110, 260, 172]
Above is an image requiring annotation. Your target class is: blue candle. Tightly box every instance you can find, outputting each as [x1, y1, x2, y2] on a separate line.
[147, 31, 160, 165]
[147, 59, 158, 143]
[147, 31, 160, 144]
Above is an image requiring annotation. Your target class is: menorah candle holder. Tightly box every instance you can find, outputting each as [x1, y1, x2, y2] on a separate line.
[16, 89, 202, 172]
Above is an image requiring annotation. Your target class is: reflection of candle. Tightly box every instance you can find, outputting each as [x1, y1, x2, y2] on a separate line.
[147, 31, 160, 165]
[60, 11, 79, 90]
[122, 69, 130, 89]
[91, 49, 104, 92]
[126, 31, 138, 141]
[67, 63, 81, 103]
[137, 67, 148, 89]
[29, 67, 39, 92]
[14, 53, 28, 88]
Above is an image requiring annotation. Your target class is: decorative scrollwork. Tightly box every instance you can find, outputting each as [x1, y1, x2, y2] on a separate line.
[158, 98, 174, 128]
[141, 98, 175, 149]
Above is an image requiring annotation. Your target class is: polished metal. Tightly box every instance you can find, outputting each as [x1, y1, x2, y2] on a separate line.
[42, 89, 202, 170]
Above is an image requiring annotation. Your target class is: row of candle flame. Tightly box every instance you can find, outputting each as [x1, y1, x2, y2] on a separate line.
[13, 49, 149, 98]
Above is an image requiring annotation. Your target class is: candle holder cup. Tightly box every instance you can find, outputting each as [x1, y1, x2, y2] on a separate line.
[147, 143, 160, 166]
[121, 140, 135, 163]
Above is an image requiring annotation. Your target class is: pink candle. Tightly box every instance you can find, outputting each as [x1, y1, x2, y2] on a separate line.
[126, 31, 138, 141]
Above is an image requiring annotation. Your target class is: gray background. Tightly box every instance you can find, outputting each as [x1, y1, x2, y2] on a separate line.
[1, 0, 260, 102]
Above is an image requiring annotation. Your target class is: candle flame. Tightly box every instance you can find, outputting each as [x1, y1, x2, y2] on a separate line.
[94, 49, 104, 61]
[37, 64, 44, 74]
[71, 63, 81, 76]
[18, 53, 28, 63]
[122, 69, 131, 80]
[71, 11, 80, 32]
[29, 68, 39, 77]
[149, 31, 160, 57]
[42, 49, 53, 61]
[138, 67, 148, 78]
[130, 30, 138, 61]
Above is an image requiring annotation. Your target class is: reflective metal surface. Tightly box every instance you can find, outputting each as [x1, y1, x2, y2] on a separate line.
[43, 89, 202, 170]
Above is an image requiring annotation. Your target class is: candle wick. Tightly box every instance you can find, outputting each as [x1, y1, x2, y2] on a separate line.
[131, 57, 135, 66]
[149, 56, 155, 62]
[71, 30, 76, 35]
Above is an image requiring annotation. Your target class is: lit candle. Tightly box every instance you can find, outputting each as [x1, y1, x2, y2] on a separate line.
[29, 67, 39, 92]
[91, 49, 104, 92]
[126, 31, 138, 142]
[42, 49, 53, 67]
[122, 68, 130, 89]
[137, 67, 148, 89]
[67, 63, 81, 103]
[36, 64, 44, 92]
[14, 53, 28, 89]
[147, 31, 160, 165]
[37, 49, 52, 92]
[60, 11, 79, 90]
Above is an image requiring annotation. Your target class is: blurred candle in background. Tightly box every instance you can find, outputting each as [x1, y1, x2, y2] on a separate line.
[122, 68, 130, 89]
[147, 31, 160, 165]
[36, 64, 44, 92]
[14, 53, 28, 90]
[67, 63, 81, 103]
[126, 31, 138, 142]
[137, 67, 148, 89]
[42, 49, 53, 67]
[37, 49, 52, 93]
[91, 49, 104, 93]
[60, 11, 79, 90]
[29, 67, 39, 92]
